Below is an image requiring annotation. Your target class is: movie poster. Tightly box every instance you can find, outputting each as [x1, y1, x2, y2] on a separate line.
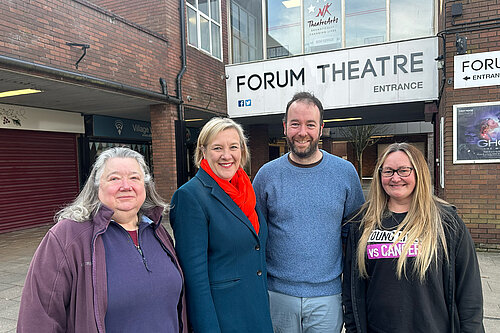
[454, 102, 500, 163]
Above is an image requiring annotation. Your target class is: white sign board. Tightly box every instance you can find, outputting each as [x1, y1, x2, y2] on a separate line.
[226, 37, 439, 118]
[0, 103, 84, 133]
[454, 50, 500, 89]
[304, 0, 342, 53]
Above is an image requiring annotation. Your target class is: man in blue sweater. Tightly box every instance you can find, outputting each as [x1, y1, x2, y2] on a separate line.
[253, 92, 364, 333]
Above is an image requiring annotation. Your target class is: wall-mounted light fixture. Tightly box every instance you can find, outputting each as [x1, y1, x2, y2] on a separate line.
[66, 42, 90, 69]
[451, 3, 463, 17]
[159, 78, 168, 95]
[456, 34, 467, 55]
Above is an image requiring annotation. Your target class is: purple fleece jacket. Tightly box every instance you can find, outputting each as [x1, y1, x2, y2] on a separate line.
[17, 205, 188, 333]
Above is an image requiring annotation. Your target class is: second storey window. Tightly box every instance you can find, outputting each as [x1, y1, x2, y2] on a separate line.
[230, 0, 435, 64]
[187, 0, 222, 60]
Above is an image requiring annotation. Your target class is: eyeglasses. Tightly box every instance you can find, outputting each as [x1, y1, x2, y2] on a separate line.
[379, 167, 414, 178]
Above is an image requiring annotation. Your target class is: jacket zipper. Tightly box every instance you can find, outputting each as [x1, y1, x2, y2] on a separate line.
[135, 229, 151, 272]
[123, 225, 152, 272]
[91, 226, 107, 333]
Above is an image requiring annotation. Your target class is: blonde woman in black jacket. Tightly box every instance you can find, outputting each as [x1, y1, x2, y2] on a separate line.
[342, 143, 484, 333]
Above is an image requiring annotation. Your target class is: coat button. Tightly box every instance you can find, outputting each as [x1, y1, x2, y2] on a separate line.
[257, 270, 262, 276]
[254, 245, 260, 251]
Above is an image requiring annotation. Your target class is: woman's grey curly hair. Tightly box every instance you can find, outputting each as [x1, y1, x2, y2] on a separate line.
[56, 147, 167, 222]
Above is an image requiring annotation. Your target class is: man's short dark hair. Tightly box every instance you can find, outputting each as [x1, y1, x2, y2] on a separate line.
[283, 92, 324, 125]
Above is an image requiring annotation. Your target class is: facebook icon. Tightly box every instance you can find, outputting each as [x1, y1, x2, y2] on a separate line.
[238, 100, 245, 107]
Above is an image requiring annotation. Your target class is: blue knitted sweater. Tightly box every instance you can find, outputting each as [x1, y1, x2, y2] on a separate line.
[253, 151, 364, 297]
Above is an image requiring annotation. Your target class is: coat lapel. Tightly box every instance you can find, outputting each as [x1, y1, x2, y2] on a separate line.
[196, 169, 259, 238]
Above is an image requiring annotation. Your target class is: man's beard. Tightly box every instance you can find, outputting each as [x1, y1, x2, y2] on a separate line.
[286, 135, 319, 159]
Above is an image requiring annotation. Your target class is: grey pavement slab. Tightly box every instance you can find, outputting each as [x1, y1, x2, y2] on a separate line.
[0, 225, 499, 332]
[0, 225, 52, 333]
[0, 317, 16, 333]
[478, 250, 500, 331]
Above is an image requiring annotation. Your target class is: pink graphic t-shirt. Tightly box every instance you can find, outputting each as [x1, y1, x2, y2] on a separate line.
[363, 211, 448, 332]
[366, 228, 418, 260]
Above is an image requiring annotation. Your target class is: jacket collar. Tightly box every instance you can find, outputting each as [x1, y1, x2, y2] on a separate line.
[195, 168, 259, 238]
[91, 204, 164, 230]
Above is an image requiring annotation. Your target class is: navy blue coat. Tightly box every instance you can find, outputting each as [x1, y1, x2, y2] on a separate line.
[170, 169, 273, 333]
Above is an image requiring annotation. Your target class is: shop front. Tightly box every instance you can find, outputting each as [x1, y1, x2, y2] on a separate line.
[225, 37, 440, 177]
[80, 115, 153, 185]
[0, 104, 83, 233]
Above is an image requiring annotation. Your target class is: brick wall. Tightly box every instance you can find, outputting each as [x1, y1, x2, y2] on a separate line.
[331, 141, 348, 158]
[151, 103, 178, 201]
[1, 0, 170, 92]
[181, 0, 228, 118]
[362, 144, 377, 178]
[321, 137, 334, 155]
[90, 0, 228, 117]
[90, 0, 167, 33]
[440, 0, 500, 249]
[86, 0, 230, 198]
[182, 47, 227, 118]
[248, 124, 269, 179]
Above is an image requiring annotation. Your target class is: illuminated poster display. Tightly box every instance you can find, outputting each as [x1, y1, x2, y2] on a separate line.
[304, 0, 342, 53]
[454, 102, 500, 163]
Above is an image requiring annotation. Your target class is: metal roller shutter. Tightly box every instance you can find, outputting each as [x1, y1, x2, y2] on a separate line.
[0, 129, 79, 233]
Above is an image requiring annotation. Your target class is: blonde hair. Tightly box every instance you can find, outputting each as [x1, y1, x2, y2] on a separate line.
[194, 117, 249, 168]
[357, 143, 449, 281]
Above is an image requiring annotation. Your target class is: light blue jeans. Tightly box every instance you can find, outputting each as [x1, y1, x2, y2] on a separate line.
[268, 290, 343, 333]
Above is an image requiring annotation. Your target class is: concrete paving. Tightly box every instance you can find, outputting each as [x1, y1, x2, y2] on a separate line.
[0, 225, 50, 333]
[1, 224, 499, 332]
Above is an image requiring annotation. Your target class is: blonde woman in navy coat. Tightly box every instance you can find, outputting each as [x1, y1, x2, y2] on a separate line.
[170, 117, 273, 333]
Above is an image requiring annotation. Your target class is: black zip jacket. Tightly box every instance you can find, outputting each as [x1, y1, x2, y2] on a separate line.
[342, 205, 485, 333]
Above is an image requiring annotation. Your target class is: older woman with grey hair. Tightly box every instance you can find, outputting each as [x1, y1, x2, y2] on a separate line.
[18, 147, 187, 333]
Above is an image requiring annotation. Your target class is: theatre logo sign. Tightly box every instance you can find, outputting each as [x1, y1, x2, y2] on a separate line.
[225, 37, 439, 117]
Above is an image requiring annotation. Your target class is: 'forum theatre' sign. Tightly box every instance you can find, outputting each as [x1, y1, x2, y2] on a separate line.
[225, 37, 439, 118]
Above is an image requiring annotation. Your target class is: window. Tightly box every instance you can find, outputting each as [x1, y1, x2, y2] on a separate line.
[186, 0, 222, 59]
[231, 1, 263, 63]
[346, 0, 387, 48]
[390, 0, 434, 41]
[267, 0, 301, 58]
[229, 0, 435, 63]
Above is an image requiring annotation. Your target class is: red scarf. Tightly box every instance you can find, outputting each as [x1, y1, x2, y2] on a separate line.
[200, 159, 260, 234]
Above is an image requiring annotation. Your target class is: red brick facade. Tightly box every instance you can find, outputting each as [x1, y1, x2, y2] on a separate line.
[248, 124, 269, 179]
[91, 0, 228, 113]
[439, 0, 500, 249]
[1, 0, 229, 204]
[1, 0, 170, 90]
[150, 103, 179, 200]
[90, 0, 229, 200]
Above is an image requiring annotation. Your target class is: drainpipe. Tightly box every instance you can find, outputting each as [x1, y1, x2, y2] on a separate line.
[175, 0, 189, 187]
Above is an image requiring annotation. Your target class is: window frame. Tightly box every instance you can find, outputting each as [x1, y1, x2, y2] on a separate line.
[186, 0, 223, 61]
[231, 2, 262, 63]
[229, 0, 435, 64]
